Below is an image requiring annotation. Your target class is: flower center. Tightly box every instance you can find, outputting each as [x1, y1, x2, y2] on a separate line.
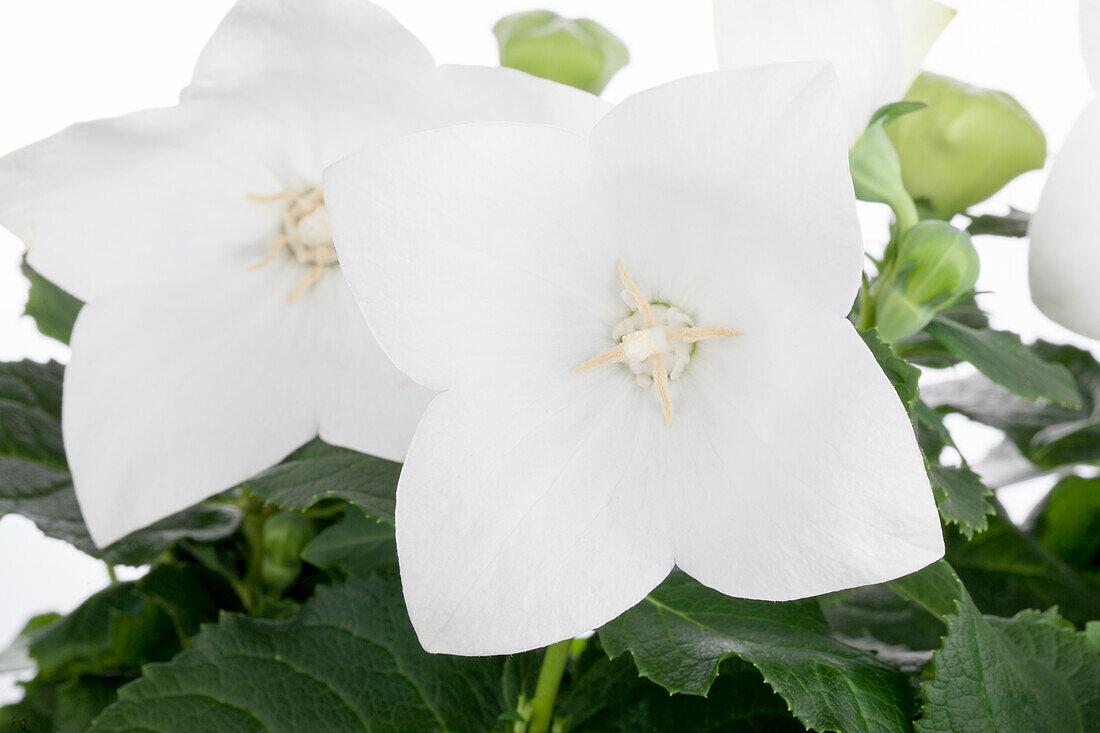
[248, 188, 338, 302]
[573, 260, 741, 427]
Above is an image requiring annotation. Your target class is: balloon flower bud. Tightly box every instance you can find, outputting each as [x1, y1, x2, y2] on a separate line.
[874, 221, 980, 343]
[888, 72, 1046, 219]
[260, 512, 317, 593]
[493, 10, 628, 94]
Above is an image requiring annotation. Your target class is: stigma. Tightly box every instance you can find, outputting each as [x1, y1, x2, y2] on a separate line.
[573, 260, 741, 428]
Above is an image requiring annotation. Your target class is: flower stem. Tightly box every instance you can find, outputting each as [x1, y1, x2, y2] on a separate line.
[104, 562, 118, 584]
[528, 639, 572, 733]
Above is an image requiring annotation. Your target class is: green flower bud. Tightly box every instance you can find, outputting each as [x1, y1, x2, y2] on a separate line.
[888, 72, 1046, 219]
[873, 221, 980, 343]
[493, 10, 628, 94]
[261, 512, 317, 567]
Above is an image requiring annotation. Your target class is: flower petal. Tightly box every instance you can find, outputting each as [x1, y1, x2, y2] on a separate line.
[65, 260, 428, 547]
[713, 0, 953, 141]
[672, 317, 944, 600]
[396, 373, 674, 655]
[0, 99, 286, 301]
[326, 122, 622, 394]
[1082, 0, 1100, 90]
[588, 65, 864, 320]
[186, 0, 434, 102]
[1029, 100, 1100, 340]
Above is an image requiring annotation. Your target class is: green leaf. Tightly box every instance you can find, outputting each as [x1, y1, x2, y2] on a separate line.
[917, 598, 1100, 732]
[3, 675, 124, 733]
[562, 656, 802, 733]
[966, 208, 1031, 238]
[946, 512, 1100, 627]
[598, 571, 915, 732]
[923, 318, 1081, 406]
[243, 439, 399, 522]
[21, 260, 83, 345]
[90, 577, 508, 733]
[0, 612, 60, 674]
[0, 359, 241, 563]
[300, 507, 398, 577]
[925, 342, 1100, 468]
[821, 584, 945, 654]
[893, 296, 990, 369]
[927, 464, 994, 538]
[29, 582, 179, 681]
[887, 560, 966, 622]
[493, 11, 628, 94]
[1033, 475, 1100, 573]
[859, 328, 920, 414]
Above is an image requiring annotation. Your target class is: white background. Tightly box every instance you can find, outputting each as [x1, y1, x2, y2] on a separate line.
[0, 0, 1095, 706]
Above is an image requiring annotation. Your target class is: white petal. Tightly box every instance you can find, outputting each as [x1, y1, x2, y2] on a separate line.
[589, 65, 864, 320]
[187, 0, 434, 102]
[327, 123, 621, 394]
[425, 65, 610, 135]
[397, 374, 674, 656]
[1029, 100, 1100, 340]
[0, 99, 285, 301]
[713, 0, 953, 141]
[1082, 0, 1100, 90]
[673, 317, 944, 599]
[65, 260, 428, 547]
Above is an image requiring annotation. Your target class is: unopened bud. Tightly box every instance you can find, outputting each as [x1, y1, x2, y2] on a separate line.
[493, 11, 628, 94]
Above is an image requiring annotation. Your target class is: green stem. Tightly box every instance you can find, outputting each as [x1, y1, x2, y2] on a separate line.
[894, 194, 920, 239]
[528, 639, 572, 733]
[105, 562, 118, 584]
[239, 493, 273, 613]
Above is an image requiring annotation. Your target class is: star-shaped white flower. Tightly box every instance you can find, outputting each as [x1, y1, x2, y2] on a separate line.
[0, 0, 609, 547]
[713, 0, 955, 142]
[325, 63, 945, 656]
[1029, 1, 1100, 340]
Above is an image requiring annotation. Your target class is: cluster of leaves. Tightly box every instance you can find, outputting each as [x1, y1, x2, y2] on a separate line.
[2, 256, 1099, 732]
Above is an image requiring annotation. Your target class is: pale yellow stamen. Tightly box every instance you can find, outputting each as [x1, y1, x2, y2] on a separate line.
[573, 260, 741, 428]
[248, 188, 336, 300]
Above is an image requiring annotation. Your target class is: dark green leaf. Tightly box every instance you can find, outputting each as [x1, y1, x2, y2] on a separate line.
[927, 464, 993, 538]
[300, 507, 398, 576]
[893, 296, 990, 369]
[90, 577, 508, 733]
[923, 318, 1080, 406]
[925, 342, 1100, 468]
[966, 208, 1031, 238]
[243, 439, 399, 522]
[21, 260, 83, 345]
[887, 560, 966, 623]
[946, 512, 1100, 627]
[1033, 475, 1100, 573]
[0, 359, 241, 564]
[821, 584, 944, 653]
[562, 656, 802, 733]
[29, 582, 179, 681]
[0, 612, 60, 674]
[917, 598, 1100, 732]
[3, 675, 123, 733]
[599, 570, 915, 732]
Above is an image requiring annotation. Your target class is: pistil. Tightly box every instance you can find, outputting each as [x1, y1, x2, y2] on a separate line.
[573, 259, 741, 427]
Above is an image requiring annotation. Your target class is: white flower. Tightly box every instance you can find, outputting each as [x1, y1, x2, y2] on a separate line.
[325, 63, 945, 655]
[0, 0, 609, 547]
[713, 0, 955, 142]
[1029, 1, 1100, 340]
